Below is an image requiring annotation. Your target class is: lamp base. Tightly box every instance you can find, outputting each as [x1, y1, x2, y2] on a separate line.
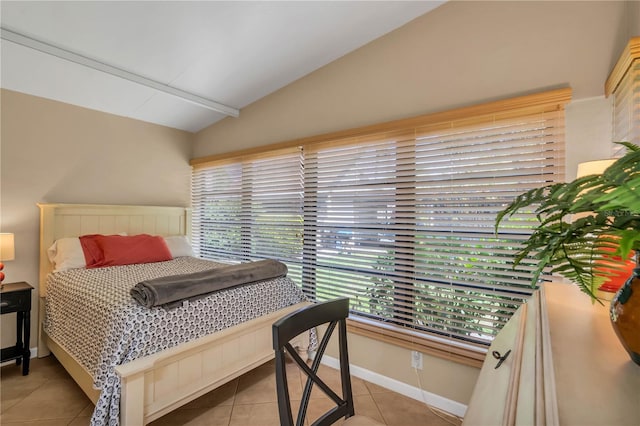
[597, 281, 624, 301]
[597, 288, 616, 301]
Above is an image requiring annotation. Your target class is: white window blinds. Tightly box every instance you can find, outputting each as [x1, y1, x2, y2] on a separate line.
[191, 89, 569, 347]
[191, 148, 305, 281]
[302, 109, 565, 344]
[607, 37, 640, 157]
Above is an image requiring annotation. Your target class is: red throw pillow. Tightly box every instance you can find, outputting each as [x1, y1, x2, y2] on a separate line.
[79, 234, 105, 266]
[80, 234, 173, 268]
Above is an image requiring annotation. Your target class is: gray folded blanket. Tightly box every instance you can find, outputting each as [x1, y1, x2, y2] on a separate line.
[131, 259, 288, 309]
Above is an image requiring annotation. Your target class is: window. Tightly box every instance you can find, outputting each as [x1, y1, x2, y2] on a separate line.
[606, 37, 640, 157]
[303, 109, 566, 347]
[191, 147, 305, 282]
[191, 89, 570, 360]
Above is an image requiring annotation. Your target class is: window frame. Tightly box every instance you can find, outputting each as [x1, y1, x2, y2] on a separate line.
[191, 88, 572, 366]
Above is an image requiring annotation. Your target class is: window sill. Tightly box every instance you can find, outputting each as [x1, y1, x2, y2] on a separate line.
[347, 317, 487, 368]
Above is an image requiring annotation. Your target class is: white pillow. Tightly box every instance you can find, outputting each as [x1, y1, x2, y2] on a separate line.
[47, 233, 129, 272]
[163, 235, 194, 258]
[47, 237, 86, 272]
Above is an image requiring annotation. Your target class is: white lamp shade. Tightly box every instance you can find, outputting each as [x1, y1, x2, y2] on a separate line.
[576, 159, 616, 178]
[0, 233, 15, 261]
[572, 159, 617, 223]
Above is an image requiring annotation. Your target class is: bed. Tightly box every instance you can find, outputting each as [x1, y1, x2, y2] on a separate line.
[37, 203, 310, 425]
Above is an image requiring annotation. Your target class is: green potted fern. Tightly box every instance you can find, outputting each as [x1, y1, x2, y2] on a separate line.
[495, 142, 640, 365]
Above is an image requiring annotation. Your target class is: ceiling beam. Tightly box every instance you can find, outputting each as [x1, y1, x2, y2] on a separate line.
[0, 27, 240, 118]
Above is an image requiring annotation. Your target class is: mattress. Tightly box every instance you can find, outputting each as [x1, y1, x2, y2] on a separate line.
[44, 256, 307, 425]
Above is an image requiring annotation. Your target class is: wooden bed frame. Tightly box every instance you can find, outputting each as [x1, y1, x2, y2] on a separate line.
[37, 203, 309, 425]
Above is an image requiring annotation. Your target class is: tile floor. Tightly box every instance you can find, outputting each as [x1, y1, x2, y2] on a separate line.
[1, 356, 462, 426]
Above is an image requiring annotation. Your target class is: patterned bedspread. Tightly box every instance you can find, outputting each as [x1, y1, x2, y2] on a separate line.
[44, 257, 307, 426]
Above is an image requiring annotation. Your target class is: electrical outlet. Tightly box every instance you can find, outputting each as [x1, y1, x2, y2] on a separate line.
[411, 350, 423, 370]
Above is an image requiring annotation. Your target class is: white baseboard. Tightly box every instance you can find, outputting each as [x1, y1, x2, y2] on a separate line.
[0, 347, 37, 367]
[319, 355, 467, 418]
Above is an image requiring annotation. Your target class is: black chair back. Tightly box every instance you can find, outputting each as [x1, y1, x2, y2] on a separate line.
[272, 297, 355, 426]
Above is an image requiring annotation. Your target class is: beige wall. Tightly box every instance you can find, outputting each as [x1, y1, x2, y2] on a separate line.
[343, 333, 478, 411]
[626, 0, 640, 41]
[193, 1, 627, 157]
[313, 323, 478, 412]
[0, 89, 193, 350]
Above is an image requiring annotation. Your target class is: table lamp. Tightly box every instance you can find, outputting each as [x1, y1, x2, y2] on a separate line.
[0, 232, 15, 284]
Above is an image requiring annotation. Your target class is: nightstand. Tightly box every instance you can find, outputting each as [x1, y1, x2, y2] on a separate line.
[1, 282, 33, 375]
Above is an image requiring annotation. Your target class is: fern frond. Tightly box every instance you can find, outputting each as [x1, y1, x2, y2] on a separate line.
[495, 185, 555, 232]
[615, 141, 640, 152]
[495, 142, 640, 302]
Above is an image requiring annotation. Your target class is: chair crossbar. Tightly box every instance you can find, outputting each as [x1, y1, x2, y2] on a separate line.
[274, 298, 366, 426]
[287, 319, 346, 426]
[285, 342, 343, 406]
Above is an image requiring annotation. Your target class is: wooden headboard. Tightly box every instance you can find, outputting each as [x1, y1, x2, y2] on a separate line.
[38, 203, 191, 297]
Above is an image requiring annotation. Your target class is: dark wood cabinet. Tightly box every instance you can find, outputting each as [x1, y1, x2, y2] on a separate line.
[1, 281, 33, 375]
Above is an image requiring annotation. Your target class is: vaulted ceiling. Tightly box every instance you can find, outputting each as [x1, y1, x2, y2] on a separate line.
[1, 1, 444, 132]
